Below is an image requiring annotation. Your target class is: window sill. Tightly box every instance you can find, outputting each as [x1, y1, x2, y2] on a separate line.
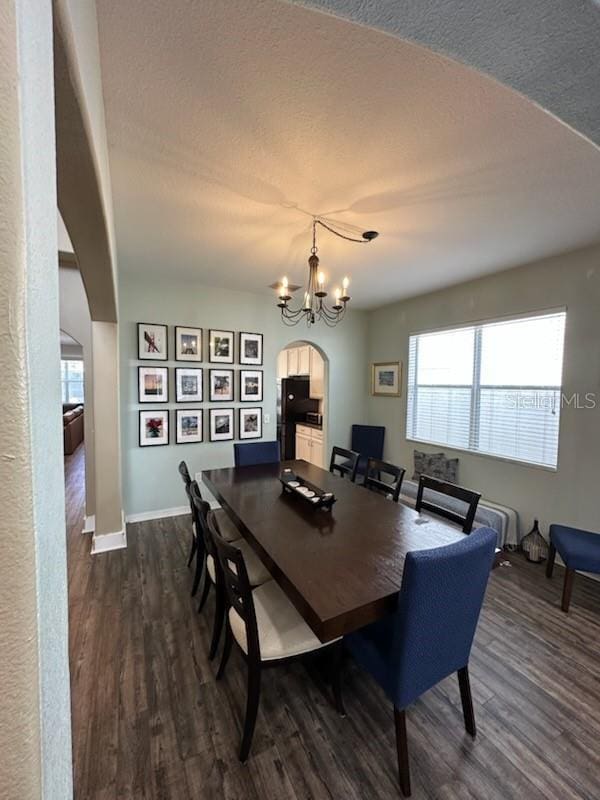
[406, 437, 559, 473]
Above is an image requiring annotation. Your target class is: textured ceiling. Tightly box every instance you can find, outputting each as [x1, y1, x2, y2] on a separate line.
[96, 0, 600, 308]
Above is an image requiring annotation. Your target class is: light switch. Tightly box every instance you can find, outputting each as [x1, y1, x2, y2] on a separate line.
[264, 413, 271, 424]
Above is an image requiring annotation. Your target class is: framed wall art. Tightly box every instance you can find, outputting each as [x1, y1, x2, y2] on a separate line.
[176, 409, 203, 444]
[209, 408, 234, 441]
[239, 331, 263, 365]
[371, 362, 401, 396]
[240, 369, 263, 402]
[209, 329, 234, 364]
[138, 322, 168, 361]
[175, 326, 202, 362]
[175, 367, 203, 403]
[239, 407, 262, 440]
[139, 409, 169, 446]
[138, 366, 169, 403]
[209, 369, 234, 402]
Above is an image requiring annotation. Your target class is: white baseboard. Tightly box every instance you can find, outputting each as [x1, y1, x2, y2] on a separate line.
[82, 514, 95, 534]
[125, 505, 189, 523]
[91, 512, 127, 554]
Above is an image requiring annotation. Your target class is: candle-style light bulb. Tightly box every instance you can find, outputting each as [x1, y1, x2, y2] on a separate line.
[342, 276, 349, 291]
[282, 276, 288, 291]
[334, 287, 341, 304]
[318, 271, 325, 288]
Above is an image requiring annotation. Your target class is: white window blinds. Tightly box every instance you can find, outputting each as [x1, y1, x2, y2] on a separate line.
[406, 311, 566, 468]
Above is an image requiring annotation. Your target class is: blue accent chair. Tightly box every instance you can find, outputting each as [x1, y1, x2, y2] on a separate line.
[546, 524, 600, 612]
[345, 527, 497, 796]
[234, 441, 280, 468]
[350, 424, 385, 479]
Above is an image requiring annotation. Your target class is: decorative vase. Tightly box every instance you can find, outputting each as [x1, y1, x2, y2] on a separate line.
[521, 519, 548, 563]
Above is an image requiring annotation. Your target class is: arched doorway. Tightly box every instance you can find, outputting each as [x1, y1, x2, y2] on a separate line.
[276, 341, 329, 467]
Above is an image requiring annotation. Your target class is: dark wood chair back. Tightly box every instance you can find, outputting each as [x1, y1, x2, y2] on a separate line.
[178, 460, 192, 488]
[329, 446, 360, 482]
[364, 458, 406, 502]
[415, 475, 481, 534]
[207, 510, 261, 660]
[189, 480, 212, 559]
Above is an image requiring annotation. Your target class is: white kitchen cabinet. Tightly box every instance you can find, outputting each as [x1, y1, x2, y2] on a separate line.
[295, 430, 312, 462]
[287, 347, 299, 376]
[296, 424, 324, 468]
[309, 347, 324, 399]
[298, 345, 311, 375]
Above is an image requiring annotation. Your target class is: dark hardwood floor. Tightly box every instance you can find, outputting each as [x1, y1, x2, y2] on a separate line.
[65, 448, 600, 799]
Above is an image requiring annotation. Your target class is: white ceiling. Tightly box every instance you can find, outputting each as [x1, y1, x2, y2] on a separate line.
[96, 0, 600, 308]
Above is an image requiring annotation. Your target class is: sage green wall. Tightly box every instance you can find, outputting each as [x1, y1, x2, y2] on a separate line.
[119, 273, 368, 515]
[366, 242, 600, 537]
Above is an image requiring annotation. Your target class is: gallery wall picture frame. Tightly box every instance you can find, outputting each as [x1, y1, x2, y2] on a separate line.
[239, 407, 262, 440]
[138, 322, 168, 361]
[371, 361, 402, 396]
[176, 367, 203, 403]
[209, 407, 234, 441]
[139, 409, 169, 446]
[176, 408, 203, 444]
[209, 368, 234, 402]
[239, 331, 263, 365]
[240, 369, 263, 402]
[175, 326, 203, 362]
[138, 366, 169, 403]
[209, 329, 234, 364]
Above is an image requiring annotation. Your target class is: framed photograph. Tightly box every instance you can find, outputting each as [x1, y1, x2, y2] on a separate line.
[209, 329, 234, 363]
[239, 332, 263, 365]
[138, 322, 168, 361]
[139, 410, 169, 446]
[371, 362, 401, 396]
[175, 326, 202, 362]
[176, 409, 203, 444]
[209, 408, 234, 441]
[210, 369, 234, 402]
[240, 369, 263, 402]
[138, 366, 168, 403]
[239, 407, 262, 440]
[175, 368, 203, 403]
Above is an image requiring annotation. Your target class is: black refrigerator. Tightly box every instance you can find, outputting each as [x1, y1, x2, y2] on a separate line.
[277, 377, 319, 460]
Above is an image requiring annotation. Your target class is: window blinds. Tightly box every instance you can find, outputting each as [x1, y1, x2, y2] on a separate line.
[406, 311, 566, 468]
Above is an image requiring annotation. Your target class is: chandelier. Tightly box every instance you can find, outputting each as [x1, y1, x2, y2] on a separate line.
[276, 217, 378, 327]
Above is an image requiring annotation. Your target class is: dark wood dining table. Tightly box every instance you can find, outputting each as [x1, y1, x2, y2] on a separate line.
[202, 460, 466, 642]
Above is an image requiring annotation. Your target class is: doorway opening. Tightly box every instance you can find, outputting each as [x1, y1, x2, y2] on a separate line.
[276, 341, 329, 468]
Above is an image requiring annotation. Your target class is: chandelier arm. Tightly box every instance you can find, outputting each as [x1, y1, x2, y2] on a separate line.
[315, 218, 370, 244]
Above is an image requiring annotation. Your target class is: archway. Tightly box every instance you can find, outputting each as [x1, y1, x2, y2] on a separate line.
[276, 340, 329, 468]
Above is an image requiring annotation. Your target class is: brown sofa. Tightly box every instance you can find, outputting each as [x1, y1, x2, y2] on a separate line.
[63, 404, 84, 454]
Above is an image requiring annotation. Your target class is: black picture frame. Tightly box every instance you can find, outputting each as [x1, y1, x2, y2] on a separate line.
[209, 329, 234, 364]
[175, 367, 203, 403]
[239, 331, 263, 365]
[240, 369, 263, 402]
[176, 408, 203, 444]
[137, 322, 168, 361]
[138, 366, 169, 403]
[238, 407, 262, 440]
[209, 368, 234, 402]
[139, 409, 169, 446]
[175, 326, 203, 362]
[209, 407, 234, 441]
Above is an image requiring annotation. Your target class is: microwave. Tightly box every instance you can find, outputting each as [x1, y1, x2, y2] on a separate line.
[306, 412, 323, 426]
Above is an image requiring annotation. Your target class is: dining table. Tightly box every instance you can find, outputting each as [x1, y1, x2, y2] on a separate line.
[202, 459, 467, 642]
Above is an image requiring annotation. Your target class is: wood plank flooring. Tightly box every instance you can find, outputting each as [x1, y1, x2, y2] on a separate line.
[65, 447, 600, 799]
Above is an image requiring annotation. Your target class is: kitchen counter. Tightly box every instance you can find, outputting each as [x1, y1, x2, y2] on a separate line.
[297, 421, 323, 430]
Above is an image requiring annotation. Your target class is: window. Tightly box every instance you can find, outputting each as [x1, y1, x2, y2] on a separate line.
[406, 310, 566, 468]
[61, 359, 84, 404]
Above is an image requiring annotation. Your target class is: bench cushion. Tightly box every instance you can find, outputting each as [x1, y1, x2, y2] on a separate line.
[550, 524, 600, 573]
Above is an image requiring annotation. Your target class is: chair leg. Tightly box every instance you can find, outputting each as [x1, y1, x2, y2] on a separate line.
[457, 666, 476, 737]
[197, 574, 211, 613]
[187, 535, 197, 568]
[216, 619, 232, 680]
[330, 641, 346, 717]
[394, 707, 411, 797]
[191, 550, 205, 597]
[209, 583, 225, 661]
[561, 568, 575, 613]
[239, 658, 261, 763]
[546, 544, 556, 578]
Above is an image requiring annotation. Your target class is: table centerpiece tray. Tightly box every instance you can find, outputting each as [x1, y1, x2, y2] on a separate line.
[279, 469, 336, 511]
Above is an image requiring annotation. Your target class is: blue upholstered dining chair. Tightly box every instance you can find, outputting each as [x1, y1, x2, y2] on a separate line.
[546, 523, 600, 612]
[233, 441, 280, 467]
[344, 527, 497, 797]
[350, 424, 385, 480]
